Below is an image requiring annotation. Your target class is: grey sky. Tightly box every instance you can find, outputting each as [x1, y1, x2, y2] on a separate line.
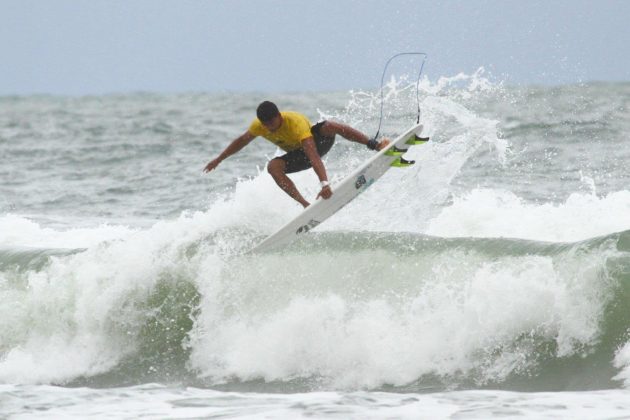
[1, 0, 629, 95]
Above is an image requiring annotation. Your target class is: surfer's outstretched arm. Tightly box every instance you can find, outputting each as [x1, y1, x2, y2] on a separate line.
[203, 131, 256, 172]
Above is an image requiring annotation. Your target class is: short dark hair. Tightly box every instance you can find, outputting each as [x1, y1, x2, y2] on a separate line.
[256, 101, 280, 123]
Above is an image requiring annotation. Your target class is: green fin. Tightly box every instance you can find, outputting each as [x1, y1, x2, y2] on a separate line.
[391, 157, 415, 167]
[405, 134, 430, 145]
[385, 146, 408, 156]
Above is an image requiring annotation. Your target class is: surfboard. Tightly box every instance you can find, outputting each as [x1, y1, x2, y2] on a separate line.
[251, 122, 428, 252]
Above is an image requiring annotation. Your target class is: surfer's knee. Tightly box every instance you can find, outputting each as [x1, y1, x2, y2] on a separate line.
[267, 158, 286, 177]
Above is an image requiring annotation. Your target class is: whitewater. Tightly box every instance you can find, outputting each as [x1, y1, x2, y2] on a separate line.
[2, 72, 630, 418]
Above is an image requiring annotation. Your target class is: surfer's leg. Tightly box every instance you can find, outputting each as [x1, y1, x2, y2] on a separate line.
[267, 158, 310, 208]
[318, 121, 366, 143]
[318, 121, 389, 150]
[311, 122, 336, 157]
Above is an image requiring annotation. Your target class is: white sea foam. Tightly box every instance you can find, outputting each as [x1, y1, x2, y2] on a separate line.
[0, 210, 218, 383]
[0, 214, 138, 249]
[188, 240, 615, 389]
[4, 384, 630, 419]
[0, 178, 619, 386]
[427, 188, 630, 242]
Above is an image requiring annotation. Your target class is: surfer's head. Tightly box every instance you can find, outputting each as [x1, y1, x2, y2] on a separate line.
[257, 101, 282, 131]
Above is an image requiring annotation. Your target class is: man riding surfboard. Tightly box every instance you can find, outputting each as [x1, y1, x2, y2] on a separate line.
[204, 101, 389, 207]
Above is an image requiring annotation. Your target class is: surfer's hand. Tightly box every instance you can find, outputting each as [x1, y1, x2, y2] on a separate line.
[317, 185, 333, 200]
[203, 158, 221, 173]
[377, 138, 391, 151]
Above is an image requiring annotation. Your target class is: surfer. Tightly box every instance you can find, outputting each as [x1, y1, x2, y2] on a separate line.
[203, 101, 390, 207]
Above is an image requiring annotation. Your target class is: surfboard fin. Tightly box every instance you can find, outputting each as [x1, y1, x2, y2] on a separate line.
[385, 146, 408, 156]
[391, 157, 415, 167]
[406, 134, 430, 145]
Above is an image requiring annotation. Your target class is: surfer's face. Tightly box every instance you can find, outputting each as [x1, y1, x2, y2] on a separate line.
[263, 115, 283, 132]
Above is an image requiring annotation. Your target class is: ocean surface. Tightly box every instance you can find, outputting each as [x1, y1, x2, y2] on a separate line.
[2, 72, 630, 418]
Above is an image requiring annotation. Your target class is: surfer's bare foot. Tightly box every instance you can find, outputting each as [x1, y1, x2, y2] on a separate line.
[377, 139, 390, 151]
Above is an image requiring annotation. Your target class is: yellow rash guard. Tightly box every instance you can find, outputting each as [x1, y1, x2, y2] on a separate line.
[248, 111, 313, 152]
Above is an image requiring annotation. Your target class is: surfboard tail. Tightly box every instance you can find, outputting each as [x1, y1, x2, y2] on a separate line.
[390, 132, 428, 166]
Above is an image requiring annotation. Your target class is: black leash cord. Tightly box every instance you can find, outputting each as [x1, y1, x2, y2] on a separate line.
[372, 52, 427, 140]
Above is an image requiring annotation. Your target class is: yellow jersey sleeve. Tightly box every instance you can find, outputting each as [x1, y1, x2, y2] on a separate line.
[248, 119, 266, 137]
[290, 114, 313, 142]
[246, 111, 313, 151]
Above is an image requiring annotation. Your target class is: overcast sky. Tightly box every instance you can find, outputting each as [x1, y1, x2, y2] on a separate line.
[1, 0, 629, 95]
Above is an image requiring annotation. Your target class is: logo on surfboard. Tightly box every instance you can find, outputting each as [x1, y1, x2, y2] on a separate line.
[355, 174, 374, 190]
[296, 219, 320, 235]
[355, 175, 367, 189]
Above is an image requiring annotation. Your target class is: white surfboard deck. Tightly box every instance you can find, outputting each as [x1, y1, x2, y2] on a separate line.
[251, 122, 425, 253]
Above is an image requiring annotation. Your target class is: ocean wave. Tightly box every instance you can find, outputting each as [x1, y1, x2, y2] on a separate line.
[1, 222, 629, 391]
[3, 74, 630, 392]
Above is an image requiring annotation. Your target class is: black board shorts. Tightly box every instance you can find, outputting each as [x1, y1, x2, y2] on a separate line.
[275, 121, 335, 174]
